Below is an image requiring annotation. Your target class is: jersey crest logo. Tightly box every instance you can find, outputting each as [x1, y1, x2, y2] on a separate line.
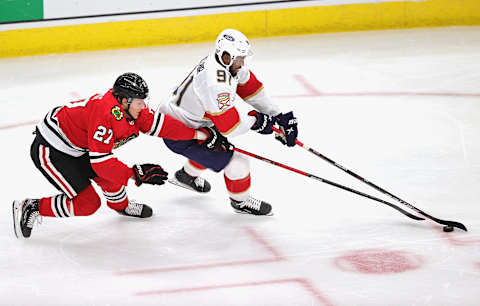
[217, 92, 231, 110]
[111, 105, 123, 121]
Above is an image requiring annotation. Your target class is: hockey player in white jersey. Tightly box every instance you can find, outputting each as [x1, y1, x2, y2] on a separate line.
[160, 28, 299, 215]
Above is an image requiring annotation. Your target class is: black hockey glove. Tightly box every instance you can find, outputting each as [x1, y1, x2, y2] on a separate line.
[248, 110, 275, 135]
[200, 126, 234, 152]
[132, 164, 168, 187]
[275, 111, 298, 147]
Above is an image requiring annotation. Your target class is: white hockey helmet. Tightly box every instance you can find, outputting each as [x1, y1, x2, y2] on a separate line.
[215, 29, 253, 67]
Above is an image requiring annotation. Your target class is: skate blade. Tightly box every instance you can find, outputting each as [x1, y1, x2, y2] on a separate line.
[168, 177, 203, 193]
[232, 208, 274, 216]
[12, 201, 23, 239]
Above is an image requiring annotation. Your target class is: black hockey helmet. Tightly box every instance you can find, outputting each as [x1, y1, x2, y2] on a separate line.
[113, 72, 149, 103]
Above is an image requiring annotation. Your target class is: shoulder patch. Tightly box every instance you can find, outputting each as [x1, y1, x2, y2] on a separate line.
[111, 105, 123, 121]
[217, 92, 231, 110]
[197, 56, 207, 73]
[114, 133, 138, 149]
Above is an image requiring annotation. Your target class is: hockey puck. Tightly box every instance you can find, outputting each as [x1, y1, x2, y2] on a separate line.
[443, 225, 454, 232]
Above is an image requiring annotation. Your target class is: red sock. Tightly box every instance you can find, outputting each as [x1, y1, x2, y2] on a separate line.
[38, 185, 101, 217]
[224, 174, 251, 199]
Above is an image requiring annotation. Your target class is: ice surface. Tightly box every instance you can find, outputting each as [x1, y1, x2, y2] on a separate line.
[1, 27, 480, 305]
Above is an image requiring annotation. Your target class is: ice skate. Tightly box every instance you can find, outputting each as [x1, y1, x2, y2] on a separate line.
[230, 196, 273, 216]
[168, 168, 211, 193]
[117, 200, 153, 218]
[12, 199, 42, 239]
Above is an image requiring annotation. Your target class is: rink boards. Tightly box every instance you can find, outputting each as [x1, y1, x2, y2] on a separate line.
[1, 0, 480, 58]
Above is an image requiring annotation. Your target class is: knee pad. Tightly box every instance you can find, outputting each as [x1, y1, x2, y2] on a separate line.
[73, 185, 101, 216]
[224, 151, 250, 180]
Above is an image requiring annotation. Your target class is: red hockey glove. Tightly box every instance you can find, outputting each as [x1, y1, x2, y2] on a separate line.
[133, 164, 168, 186]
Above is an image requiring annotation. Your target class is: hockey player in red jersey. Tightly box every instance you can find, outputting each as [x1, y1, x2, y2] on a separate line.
[12, 72, 231, 239]
[160, 29, 299, 215]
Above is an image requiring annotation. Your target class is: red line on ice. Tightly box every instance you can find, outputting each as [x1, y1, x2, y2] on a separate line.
[0, 120, 37, 130]
[274, 91, 480, 98]
[117, 258, 281, 276]
[435, 224, 480, 246]
[244, 226, 284, 260]
[135, 278, 335, 306]
[293, 74, 323, 96]
[3, 80, 479, 132]
[117, 227, 284, 276]
[274, 74, 480, 98]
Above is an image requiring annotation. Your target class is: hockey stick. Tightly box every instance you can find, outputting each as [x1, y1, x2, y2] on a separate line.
[234, 147, 424, 221]
[272, 127, 467, 231]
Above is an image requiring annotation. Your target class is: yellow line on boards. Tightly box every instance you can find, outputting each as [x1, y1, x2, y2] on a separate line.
[1, 0, 479, 58]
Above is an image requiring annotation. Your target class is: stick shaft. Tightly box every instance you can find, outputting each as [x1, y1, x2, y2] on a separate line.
[233, 147, 424, 221]
[273, 127, 467, 231]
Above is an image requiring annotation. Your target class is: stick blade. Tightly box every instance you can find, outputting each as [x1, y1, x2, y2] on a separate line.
[447, 221, 468, 231]
[435, 219, 468, 231]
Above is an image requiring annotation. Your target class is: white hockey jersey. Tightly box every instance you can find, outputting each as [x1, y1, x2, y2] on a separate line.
[160, 53, 281, 137]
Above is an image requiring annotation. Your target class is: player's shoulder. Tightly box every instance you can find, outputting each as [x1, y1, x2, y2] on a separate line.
[90, 90, 125, 124]
[195, 55, 234, 92]
[197, 55, 227, 82]
[89, 90, 114, 108]
[135, 107, 155, 125]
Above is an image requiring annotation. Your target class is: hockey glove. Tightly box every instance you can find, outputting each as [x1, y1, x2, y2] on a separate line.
[200, 126, 234, 152]
[248, 110, 275, 135]
[275, 111, 298, 147]
[133, 164, 168, 187]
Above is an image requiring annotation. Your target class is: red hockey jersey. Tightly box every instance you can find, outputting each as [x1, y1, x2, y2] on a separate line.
[37, 89, 196, 186]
